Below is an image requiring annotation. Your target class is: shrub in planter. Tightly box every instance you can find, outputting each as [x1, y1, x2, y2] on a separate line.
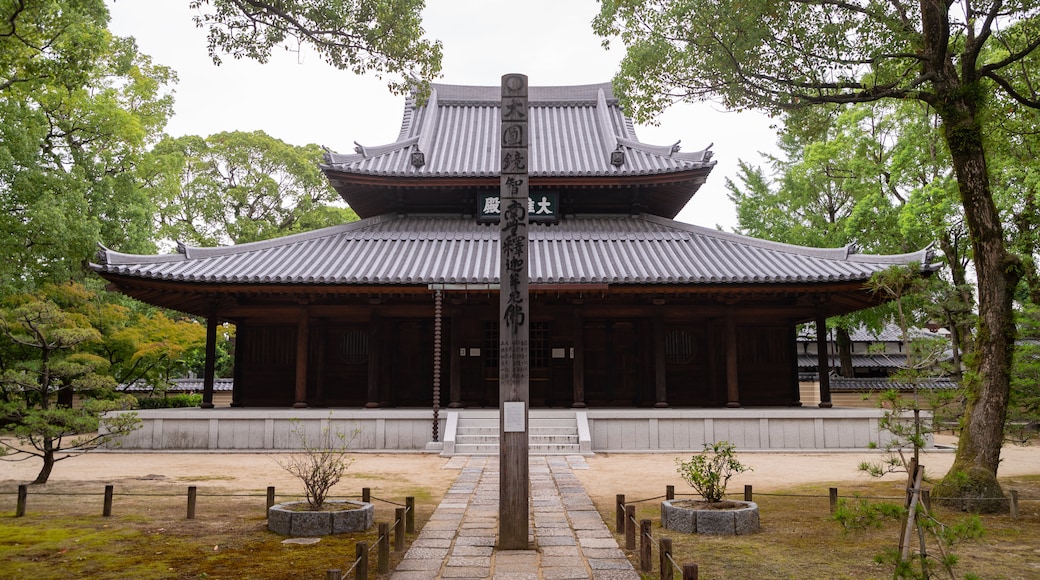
[675, 441, 751, 503]
[664, 441, 759, 535]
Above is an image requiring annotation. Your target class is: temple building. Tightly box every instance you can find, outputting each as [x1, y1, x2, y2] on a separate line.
[93, 81, 934, 425]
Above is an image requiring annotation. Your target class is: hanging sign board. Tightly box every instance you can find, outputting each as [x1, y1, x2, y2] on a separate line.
[478, 192, 558, 223]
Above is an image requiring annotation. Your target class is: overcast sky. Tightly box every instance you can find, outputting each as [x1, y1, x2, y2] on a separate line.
[106, 0, 781, 231]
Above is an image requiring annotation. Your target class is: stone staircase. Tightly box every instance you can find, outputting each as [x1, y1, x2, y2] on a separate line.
[443, 410, 591, 456]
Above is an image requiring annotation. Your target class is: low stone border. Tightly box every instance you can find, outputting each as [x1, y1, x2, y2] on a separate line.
[660, 499, 760, 535]
[268, 500, 374, 536]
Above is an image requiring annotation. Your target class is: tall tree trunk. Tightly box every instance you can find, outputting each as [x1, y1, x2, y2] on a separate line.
[932, 94, 1022, 513]
[32, 437, 56, 485]
[835, 326, 854, 377]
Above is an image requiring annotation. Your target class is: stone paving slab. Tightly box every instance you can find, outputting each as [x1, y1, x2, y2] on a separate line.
[390, 456, 639, 580]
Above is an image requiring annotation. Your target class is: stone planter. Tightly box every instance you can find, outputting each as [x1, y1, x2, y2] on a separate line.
[661, 499, 760, 535]
[268, 500, 374, 536]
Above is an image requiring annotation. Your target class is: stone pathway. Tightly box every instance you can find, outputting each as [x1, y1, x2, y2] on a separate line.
[391, 456, 639, 580]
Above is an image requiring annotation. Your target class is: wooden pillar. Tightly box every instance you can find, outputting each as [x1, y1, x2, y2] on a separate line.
[725, 309, 740, 408]
[449, 309, 463, 407]
[654, 313, 668, 407]
[788, 323, 802, 406]
[315, 320, 327, 405]
[230, 324, 244, 407]
[293, 307, 309, 408]
[201, 302, 217, 409]
[816, 311, 833, 408]
[366, 313, 381, 408]
[498, 73, 529, 550]
[572, 310, 586, 408]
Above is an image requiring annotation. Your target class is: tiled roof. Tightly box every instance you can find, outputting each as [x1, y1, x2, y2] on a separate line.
[828, 377, 960, 392]
[123, 378, 234, 392]
[322, 82, 714, 178]
[797, 354, 908, 369]
[94, 214, 935, 286]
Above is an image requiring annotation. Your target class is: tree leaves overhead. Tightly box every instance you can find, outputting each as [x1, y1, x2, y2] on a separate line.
[1, 0, 175, 290]
[189, 0, 443, 94]
[595, 1, 1040, 121]
[145, 130, 359, 248]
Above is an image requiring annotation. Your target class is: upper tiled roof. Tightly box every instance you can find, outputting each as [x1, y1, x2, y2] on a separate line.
[321, 82, 714, 178]
[94, 214, 934, 287]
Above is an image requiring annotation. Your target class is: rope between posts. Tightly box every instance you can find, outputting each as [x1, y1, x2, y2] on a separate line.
[626, 494, 668, 504]
[369, 495, 406, 507]
[341, 554, 362, 576]
[666, 551, 682, 574]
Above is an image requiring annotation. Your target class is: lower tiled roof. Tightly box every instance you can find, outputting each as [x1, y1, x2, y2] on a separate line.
[94, 214, 934, 286]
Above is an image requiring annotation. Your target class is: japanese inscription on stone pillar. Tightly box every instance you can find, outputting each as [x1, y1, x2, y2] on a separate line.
[498, 73, 530, 550]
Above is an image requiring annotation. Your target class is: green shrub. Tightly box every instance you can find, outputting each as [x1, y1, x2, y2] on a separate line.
[134, 394, 202, 409]
[675, 441, 751, 502]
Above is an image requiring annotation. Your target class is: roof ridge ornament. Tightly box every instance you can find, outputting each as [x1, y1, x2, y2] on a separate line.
[611, 145, 626, 167]
[595, 88, 620, 161]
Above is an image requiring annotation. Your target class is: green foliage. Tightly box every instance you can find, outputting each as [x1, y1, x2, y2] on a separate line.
[0, 0, 174, 290]
[861, 266, 962, 477]
[0, 282, 141, 483]
[674, 441, 750, 503]
[276, 417, 361, 510]
[134, 393, 203, 409]
[832, 497, 906, 532]
[189, 0, 442, 95]
[1010, 304, 1040, 444]
[835, 498, 984, 580]
[143, 131, 359, 248]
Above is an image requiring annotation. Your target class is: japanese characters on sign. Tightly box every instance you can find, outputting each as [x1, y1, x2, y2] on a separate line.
[478, 192, 558, 223]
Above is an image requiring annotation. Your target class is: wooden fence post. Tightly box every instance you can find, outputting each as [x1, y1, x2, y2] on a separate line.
[921, 489, 931, 513]
[666, 485, 674, 500]
[378, 522, 390, 574]
[744, 484, 753, 502]
[355, 541, 368, 580]
[639, 519, 652, 572]
[326, 569, 341, 580]
[394, 507, 405, 551]
[362, 487, 371, 503]
[103, 484, 114, 517]
[1010, 490, 1020, 520]
[616, 494, 626, 533]
[660, 537, 673, 580]
[187, 486, 197, 519]
[266, 486, 276, 511]
[16, 485, 27, 518]
[405, 496, 415, 533]
[683, 563, 699, 579]
[829, 487, 838, 513]
[625, 505, 636, 550]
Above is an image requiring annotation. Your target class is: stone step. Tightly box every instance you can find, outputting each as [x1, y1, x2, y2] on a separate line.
[529, 435, 578, 444]
[452, 443, 582, 455]
[455, 433, 578, 443]
[454, 426, 578, 437]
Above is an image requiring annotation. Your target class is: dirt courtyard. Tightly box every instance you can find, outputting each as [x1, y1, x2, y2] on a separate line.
[3, 436, 1038, 498]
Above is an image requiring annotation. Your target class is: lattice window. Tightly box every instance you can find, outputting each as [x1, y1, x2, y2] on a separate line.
[530, 321, 549, 368]
[665, 330, 695, 364]
[484, 321, 499, 368]
[338, 330, 368, 365]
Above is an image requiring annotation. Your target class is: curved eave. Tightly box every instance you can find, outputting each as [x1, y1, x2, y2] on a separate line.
[94, 270, 890, 322]
[322, 166, 715, 219]
[320, 164, 714, 188]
